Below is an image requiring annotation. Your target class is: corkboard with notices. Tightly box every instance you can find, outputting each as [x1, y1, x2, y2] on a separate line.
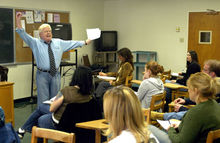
[15, 9, 70, 63]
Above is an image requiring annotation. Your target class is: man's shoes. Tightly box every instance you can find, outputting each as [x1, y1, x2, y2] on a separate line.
[17, 128, 25, 139]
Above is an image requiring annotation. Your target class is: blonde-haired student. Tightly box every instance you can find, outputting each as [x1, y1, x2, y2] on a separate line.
[149, 72, 220, 143]
[103, 86, 159, 143]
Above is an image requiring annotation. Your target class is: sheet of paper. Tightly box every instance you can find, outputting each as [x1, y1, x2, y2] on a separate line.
[47, 13, 53, 23]
[43, 96, 56, 104]
[26, 11, 34, 24]
[34, 10, 42, 22]
[157, 119, 170, 130]
[97, 75, 116, 81]
[171, 72, 179, 77]
[86, 28, 101, 40]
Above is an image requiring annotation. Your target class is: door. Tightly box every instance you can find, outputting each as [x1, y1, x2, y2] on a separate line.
[188, 12, 220, 67]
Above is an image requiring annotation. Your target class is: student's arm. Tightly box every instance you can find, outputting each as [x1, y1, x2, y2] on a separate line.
[111, 62, 133, 86]
[49, 95, 64, 112]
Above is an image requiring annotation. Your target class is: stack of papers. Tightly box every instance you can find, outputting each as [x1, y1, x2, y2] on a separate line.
[97, 75, 116, 81]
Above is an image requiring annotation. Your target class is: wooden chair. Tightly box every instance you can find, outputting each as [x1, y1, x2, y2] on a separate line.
[150, 92, 166, 112]
[206, 129, 220, 143]
[125, 75, 133, 87]
[142, 108, 151, 124]
[31, 126, 75, 143]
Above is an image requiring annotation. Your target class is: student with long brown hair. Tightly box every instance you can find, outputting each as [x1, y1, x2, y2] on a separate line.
[103, 86, 159, 143]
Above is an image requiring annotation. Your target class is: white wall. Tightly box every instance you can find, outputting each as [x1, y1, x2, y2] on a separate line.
[0, 0, 104, 99]
[103, 0, 220, 72]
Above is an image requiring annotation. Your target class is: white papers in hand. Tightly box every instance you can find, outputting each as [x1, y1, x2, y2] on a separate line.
[157, 119, 181, 130]
[86, 28, 101, 40]
[43, 96, 56, 104]
[171, 72, 179, 77]
[97, 75, 116, 81]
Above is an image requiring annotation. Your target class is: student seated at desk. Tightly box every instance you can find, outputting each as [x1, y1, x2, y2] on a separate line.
[17, 66, 93, 139]
[153, 59, 220, 121]
[164, 50, 201, 111]
[0, 106, 20, 143]
[103, 86, 159, 143]
[149, 72, 220, 143]
[95, 48, 133, 110]
[136, 61, 164, 108]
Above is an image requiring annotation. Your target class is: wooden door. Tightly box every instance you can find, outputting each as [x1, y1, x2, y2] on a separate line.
[188, 12, 220, 67]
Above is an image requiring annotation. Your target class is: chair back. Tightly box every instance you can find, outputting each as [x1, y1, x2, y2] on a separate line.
[31, 126, 75, 143]
[142, 108, 151, 124]
[206, 129, 220, 143]
[160, 70, 171, 83]
[57, 98, 102, 143]
[150, 92, 166, 112]
[125, 75, 133, 87]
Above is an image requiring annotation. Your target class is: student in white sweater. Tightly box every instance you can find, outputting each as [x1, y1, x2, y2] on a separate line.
[103, 86, 159, 143]
[136, 61, 164, 108]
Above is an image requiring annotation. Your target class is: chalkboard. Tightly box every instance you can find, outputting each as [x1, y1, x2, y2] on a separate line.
[0, 8, 14, 64]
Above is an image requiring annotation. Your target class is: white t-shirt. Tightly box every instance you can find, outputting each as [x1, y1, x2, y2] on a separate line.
[109, 130, 159, 143]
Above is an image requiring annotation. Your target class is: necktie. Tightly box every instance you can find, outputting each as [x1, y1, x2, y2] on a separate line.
[46, 42, 56, 76]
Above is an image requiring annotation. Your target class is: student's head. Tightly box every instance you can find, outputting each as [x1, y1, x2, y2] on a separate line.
[203, 59, 220, 78]
[69, 66, 93, 95]
[103, 86, 149, 142]
[117, 48, 134, 68]
[39, 24, 52, 42]
[144, 61, 164, 78]
[0, 106, 5, 127]
[187, 72, 217, 103]
[187, 50, 199, 63]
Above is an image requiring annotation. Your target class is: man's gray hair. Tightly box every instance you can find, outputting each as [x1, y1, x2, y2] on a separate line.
[38, 24, 51, 33]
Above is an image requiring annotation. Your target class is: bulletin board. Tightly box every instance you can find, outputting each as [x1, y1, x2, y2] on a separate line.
[15, 9, 70, 63]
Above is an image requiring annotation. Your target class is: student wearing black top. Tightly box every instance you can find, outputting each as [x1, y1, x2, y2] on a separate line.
[164, 51, 201, 112]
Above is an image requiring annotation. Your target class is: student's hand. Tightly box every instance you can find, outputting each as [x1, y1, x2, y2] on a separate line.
[174, 104, 183, 112]
[171, 80, 176, 83]
[109, 80, 113, 85]
[167, 123, 179, 131]
[99, 72, 107, 76]
[174, 98, 185, 104]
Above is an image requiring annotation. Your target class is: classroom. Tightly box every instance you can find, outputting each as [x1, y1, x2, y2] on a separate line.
[0, 0, 220, 142]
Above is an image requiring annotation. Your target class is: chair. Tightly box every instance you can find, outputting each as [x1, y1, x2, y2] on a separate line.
[150, 92, 166, 112]
[142, 108, 151, 124]
[125, 75, 133, 87]
[31, 126, 75, 143]
[57, 98, 102, 143]
[206, 129, 220, 143]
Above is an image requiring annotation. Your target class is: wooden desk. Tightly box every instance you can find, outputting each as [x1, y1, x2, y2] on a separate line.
[0, 82, 14, 126]
[164, 83, 188, 101]
[76, 119, 108, 143]
[168, 101, 195, 112]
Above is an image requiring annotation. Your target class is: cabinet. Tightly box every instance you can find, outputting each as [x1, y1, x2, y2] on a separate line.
[93, 51, 118, 71]
[0, 82, 14, 126]
[132, 51, 157, 80]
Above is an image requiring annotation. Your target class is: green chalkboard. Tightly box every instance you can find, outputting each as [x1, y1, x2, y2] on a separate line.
[0, 8, 14, 64]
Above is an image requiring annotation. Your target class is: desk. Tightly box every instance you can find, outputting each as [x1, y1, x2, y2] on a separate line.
[164, 83, 188, 101]
[76, 119, 108, 143]
[0, 82, 14, 126]
[31, 50, 77, 99]
[168, 101, 195, 112]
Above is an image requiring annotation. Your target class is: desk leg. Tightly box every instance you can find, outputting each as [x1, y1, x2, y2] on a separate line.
[95, 129, 101, 143]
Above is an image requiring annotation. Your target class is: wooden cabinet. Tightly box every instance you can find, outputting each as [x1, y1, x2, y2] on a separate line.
[0, 82, 14, 126]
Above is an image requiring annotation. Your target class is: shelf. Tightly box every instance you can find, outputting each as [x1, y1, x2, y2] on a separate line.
[132, 51, 157, 80]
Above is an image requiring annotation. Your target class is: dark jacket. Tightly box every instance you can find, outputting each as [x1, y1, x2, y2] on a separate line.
[177, 61, 201, 85]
